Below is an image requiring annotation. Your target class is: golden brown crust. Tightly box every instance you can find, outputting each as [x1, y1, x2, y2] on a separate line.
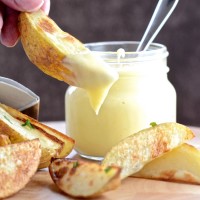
[0, 120, 27, 142]
[18, 10, 86, 85]
[0, 139, 41, 199]
[0, 134, 11, 146]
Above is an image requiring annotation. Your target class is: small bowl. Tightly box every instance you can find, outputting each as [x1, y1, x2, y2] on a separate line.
[0, 77, 40, 119]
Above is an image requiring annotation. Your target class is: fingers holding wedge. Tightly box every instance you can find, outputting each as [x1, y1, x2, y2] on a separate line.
[49, 158, 121, 198]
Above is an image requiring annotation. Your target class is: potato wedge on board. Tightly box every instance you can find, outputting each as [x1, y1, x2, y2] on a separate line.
[0, 134, 11, 146]
[0, 139, 41, 199]
[102, 122, 194, 179]
[18, 10, 118, 114]
[133, 143, 200, 184]
[49, 158, 121, 198]
[0, 103, 74, 168]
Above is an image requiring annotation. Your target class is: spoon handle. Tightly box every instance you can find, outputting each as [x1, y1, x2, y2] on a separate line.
[136, 0, 179, 52]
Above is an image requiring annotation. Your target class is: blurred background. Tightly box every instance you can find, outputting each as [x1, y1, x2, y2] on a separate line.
[0, 0, 200, 126]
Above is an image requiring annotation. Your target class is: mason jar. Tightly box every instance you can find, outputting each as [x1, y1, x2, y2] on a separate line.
[65, 41, 176, 160]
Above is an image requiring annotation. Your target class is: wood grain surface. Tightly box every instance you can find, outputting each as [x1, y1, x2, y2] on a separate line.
[6, 170, 200, 200]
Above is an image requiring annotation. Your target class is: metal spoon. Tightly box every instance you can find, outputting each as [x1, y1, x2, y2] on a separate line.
[136, 0, 179, 52]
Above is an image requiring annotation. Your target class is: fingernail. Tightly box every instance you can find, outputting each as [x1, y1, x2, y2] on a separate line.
[15, 0, 44, 12]
[0, 36, 18, 47]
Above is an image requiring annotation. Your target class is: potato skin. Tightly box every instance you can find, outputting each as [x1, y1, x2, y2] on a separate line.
[0, 139, 41, 199]
[18, 11, 85, 85]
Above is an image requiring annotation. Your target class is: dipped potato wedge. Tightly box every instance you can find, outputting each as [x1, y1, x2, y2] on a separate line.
[102, 122, 194, 179]
[0, 139, 41, 199]
[18, 10, 118, 86]
[0, 103, 74, 168]
[18, 10, 86, 85]
[18, 10, 118, 114]
[133, 143, 200, 184]
[49, 158, 121, 198]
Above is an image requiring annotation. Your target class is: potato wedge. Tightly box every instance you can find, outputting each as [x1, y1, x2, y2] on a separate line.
[18, 10, 85, 85]
[133, 143, 200, 184]
[0, 103, 74, 168]
[49, 158, 121, 198]
[0, 139, 41, 199]
[102, 122, 194, 179]
[18, 10, 118, 113]
[0, 134, 11, 146]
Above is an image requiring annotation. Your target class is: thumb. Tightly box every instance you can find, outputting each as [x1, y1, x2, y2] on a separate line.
[0, 0, 45, 12]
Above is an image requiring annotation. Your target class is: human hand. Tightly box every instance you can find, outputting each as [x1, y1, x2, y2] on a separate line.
[0, 0, 50, 47]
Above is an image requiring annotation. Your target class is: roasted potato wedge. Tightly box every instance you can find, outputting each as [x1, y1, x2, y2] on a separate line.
[102, 122, 194, 179]
[18, 10, 85, 85]
[0, 139, 41, 199]
[0, 134, 11, 146]
[18, 10, 118, 85]
[133, 143, 200, 184]
[49, 158, 121, 198]
[0, 103, 74, 168]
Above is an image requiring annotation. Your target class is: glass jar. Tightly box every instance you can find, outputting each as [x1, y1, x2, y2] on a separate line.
[65, 41, 176, 160]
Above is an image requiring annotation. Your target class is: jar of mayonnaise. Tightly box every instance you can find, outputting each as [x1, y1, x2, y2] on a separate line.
[65, 41, 176, 160]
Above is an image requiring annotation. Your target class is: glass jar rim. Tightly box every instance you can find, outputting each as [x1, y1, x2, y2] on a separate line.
[85, 41, 168, 62]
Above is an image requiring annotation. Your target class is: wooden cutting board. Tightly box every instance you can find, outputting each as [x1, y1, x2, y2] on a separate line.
[5, 169, 200, 200]
[5, 123, 200, 200]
